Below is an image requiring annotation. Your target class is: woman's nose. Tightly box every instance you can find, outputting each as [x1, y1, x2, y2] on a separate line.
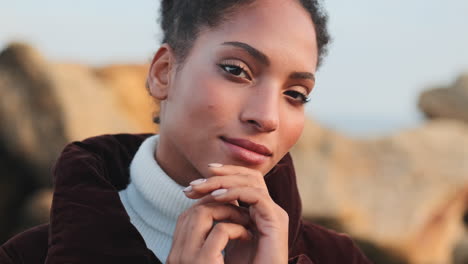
[240, 87, 279, 133]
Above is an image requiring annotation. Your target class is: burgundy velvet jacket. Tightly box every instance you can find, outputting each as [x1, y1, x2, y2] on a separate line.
[0, 134, 371, 264]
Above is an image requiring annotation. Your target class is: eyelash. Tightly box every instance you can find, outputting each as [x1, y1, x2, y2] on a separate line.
[284, 90, 311, 104]
[218, 62, 252, 80]
[218, 62, 310, 105]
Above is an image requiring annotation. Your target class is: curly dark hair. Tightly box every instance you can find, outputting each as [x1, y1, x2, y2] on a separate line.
[160, 0, 331, 68]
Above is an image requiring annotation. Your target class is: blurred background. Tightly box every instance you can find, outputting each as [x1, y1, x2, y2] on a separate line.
[1, 0, 468, 263]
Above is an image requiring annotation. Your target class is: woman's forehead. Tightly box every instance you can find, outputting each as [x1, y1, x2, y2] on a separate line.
[195, 0, 318, 70]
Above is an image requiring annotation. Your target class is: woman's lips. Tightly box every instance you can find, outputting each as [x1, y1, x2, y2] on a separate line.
[220, 136, 272, 165]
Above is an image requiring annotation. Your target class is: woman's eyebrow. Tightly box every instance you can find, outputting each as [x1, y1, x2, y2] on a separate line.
[289, 71, 315, 82]
[221, 41, 270, 66]
[221, 41, 315, 82]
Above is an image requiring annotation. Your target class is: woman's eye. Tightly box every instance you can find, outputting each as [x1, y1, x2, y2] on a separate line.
[219, 64, 251, 80]
[284, 90, 310, 104]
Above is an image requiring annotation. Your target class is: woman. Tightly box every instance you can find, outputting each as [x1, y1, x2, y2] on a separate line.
[1, 0, 371, 263]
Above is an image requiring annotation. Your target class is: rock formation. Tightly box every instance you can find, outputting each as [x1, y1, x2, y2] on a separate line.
[419, 73, 468, 122]
[292, 119, 468, 264]
[0, 43, 157, 243]
[0, 43, 68, 186]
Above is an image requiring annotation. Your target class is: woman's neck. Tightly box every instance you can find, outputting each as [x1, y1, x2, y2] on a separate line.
[154, 135, 204, 187]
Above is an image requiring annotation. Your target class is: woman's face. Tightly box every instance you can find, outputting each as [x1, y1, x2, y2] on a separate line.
[152, 0, 318, 184]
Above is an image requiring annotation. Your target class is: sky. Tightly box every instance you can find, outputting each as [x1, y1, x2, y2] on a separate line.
[1, 0, 468, 137]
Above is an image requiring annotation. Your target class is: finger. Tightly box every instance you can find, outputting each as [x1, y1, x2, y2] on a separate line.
[200, 222, 253, 259]
[211, 187, 289, 237]
[193, 193, 219, 205]
[186, 175, 267, 199]
[168, 210, 190, 263]
[189, 203, 251, 238]
[194, 194, 240, 207]
[210, 187, 273, 215]
[181, 203, 252, 256]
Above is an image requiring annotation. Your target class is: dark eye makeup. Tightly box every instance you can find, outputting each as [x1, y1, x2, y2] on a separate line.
[284, 90, 311, 104]
[218, 60, 252, 80]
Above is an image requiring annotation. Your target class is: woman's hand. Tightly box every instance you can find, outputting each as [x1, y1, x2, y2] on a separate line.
[168, 164, 289, 264]
[166, 197, 253, 264]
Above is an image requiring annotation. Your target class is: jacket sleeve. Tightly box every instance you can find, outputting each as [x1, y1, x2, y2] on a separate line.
[0, 247, 14, 264]
[0, 224, 49, 264]
[289, 220, 373, 264]
[45, 137, 158, 264]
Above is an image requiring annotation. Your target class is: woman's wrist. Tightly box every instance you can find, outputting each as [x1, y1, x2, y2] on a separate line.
[255, 236, 289, 263]
[254, 223, 289, 263]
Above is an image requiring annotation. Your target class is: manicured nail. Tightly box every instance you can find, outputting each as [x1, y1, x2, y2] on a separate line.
[190, 178, 207, 185]
[208, 163, 223, 168]
[183, 186, 192, 192]
[211, 189, 228, 197]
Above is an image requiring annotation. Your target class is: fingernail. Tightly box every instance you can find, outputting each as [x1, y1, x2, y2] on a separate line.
[208, 163, 223, 168]
[211, 189, 228, 197]
[183, 186, 192, 192]
[190, 178, 207, 185]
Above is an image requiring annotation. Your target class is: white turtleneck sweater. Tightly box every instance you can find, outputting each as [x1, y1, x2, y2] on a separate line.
[118, 135, 198, 263]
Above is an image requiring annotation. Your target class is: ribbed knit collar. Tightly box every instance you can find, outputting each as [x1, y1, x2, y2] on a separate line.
[124, 135, 198, 236]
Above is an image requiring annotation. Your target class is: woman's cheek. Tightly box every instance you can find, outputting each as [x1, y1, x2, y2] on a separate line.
[283, 115, 305, 149]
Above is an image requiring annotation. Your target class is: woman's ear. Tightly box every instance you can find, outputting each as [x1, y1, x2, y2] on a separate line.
[147, 44, 175, 100]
